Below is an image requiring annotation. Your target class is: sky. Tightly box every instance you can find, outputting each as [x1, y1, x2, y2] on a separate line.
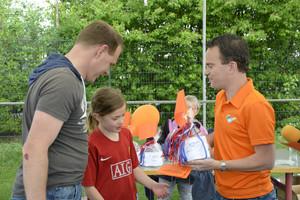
[27, 0, 54, 7]
[13, 0, 55, 8]
[9, 0, 56, 28]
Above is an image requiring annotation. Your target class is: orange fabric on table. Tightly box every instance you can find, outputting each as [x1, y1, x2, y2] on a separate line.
[157, 164, 192, 179]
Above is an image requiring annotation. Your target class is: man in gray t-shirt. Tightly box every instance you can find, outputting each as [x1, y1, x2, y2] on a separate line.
[11, 20, 123, 200]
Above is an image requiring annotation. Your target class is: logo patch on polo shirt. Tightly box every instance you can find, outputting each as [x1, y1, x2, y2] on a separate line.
[226, 115, 237, 123]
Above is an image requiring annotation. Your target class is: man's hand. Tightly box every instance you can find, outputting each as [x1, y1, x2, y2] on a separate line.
[185, 158, 219, 171]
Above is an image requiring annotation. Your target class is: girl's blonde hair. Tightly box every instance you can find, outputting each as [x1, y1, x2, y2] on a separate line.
[87, 87, 126, 132]
[185, 95, 201, 112]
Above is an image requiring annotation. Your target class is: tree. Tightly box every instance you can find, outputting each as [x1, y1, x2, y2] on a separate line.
[0, 0, 299, 135]
[53, 0, 299, 126]
[0, 0, 57, 134]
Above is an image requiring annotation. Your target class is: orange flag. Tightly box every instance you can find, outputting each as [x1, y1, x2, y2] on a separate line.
[174, 89, 188, 127]
[281, 142, 300, 151]
[122, 111, 131, 128]
[157, 164, 192, 178]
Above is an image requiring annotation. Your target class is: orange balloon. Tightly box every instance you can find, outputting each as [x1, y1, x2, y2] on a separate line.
[130, 105, 160, 140]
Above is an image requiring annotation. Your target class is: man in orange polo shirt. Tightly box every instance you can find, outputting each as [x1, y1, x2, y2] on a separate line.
[186, 34, 277, 199]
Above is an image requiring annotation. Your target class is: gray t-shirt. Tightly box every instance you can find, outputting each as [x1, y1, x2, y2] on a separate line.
[12, 67, 88, 197]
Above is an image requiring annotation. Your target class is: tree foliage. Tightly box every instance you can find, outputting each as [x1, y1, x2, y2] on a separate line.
[53, 0, 299, 127]
[0, 0, 299, 135]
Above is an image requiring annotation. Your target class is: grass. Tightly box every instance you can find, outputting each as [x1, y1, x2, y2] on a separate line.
[0, 138, 180, 200]
[0, 138, 23, 200]
[0, 134, 290, 200]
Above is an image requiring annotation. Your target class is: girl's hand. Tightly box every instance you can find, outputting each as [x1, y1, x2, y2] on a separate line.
[152, 182, 170, 199]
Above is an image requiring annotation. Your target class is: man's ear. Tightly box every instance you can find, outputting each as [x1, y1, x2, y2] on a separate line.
[228, 61, 238, 73]
[95, 45, 108, 58]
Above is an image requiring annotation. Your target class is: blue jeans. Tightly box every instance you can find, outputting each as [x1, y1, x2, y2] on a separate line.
[190, 170, 215, 200]
[215, 185, 277, 200]
[11, 183, 82, 200]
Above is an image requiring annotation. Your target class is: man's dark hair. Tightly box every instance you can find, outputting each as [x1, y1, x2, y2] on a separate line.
[207, 33, 250, 73]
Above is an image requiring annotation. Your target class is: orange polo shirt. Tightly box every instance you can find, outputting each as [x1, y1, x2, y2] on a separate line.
[214, 78, 275, 199]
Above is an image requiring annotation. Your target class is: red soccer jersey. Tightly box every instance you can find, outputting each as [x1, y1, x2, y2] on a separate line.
[82, 127, 140, 200]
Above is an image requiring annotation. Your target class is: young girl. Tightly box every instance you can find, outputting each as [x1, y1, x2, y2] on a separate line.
[82, 87, 170, 200]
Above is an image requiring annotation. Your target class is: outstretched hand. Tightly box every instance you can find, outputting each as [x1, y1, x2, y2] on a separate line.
[152, 182, 170, 199]
[185, 157, 217, 171]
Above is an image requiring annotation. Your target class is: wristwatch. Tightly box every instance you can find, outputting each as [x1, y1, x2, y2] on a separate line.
[220, 160, 227, 172]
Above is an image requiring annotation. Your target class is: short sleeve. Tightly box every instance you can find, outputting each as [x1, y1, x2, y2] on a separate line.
[247, 101, 275, 145]
[37, 69, 83, 122]
[82, 142, 98, 186]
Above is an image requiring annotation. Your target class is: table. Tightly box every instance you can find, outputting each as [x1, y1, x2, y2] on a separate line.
[141, 149, 300, 200]
[271, 149, 300, 200]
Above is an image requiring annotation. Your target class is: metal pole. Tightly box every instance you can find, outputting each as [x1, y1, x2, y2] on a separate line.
[109, 68, 111, 87]
[2, 99, 299, 106]
[56, 0, 59, 28]
[202, 0, 207, 127]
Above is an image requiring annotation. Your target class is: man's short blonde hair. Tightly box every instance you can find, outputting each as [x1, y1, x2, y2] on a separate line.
[76, 20, 124, 55]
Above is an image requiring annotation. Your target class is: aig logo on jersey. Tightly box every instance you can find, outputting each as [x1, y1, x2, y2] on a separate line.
[111, 159, 132, 180]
